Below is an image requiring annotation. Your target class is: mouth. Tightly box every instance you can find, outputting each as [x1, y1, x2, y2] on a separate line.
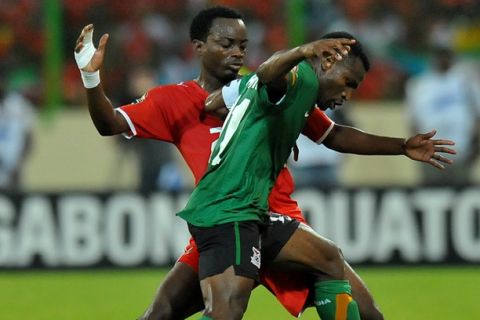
[227, 61, 243, 72]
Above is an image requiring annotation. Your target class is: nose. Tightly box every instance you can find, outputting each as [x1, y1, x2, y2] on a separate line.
[231, 45, 245, 58]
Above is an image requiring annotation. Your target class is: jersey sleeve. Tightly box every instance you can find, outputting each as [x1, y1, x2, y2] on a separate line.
[256, 62, 318, 110]
[302, 107, 335, 144]
[116, 87, 175, 142]
[222, 78, 242, 110]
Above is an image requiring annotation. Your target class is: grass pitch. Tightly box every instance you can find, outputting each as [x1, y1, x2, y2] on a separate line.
[0, 266, 478, 319]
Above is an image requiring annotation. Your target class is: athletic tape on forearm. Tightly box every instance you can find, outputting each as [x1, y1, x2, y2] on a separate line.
[80, 70, 100, 89]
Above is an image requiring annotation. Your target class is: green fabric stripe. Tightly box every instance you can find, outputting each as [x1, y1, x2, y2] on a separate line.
[287, 0, 306, 47]
[234, 222, 241, 265]
[43, 0, 63, 119]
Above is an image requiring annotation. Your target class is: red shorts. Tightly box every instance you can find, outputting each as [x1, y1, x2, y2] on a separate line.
[177, 237, 310, 317]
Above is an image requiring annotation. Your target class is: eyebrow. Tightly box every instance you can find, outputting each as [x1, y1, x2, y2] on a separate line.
[223, 37, 248, 43]
[211, 34, 248, 42]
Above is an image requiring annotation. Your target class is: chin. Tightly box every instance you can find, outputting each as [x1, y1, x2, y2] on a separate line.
[222, 73, 237, 83]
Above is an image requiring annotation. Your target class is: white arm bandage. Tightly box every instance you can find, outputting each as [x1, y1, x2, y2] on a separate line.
[74, 27, 100, 88]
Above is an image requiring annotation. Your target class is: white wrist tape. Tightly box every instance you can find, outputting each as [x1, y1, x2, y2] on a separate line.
[74, 28, 96, 69]
[80, 70, 100, 89]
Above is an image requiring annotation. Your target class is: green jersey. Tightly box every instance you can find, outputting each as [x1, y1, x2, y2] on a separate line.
[178, 61, 319, 227]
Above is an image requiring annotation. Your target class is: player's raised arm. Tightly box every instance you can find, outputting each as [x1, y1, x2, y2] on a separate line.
[74, 24, 128, 136]
[256, 38, 355, 101]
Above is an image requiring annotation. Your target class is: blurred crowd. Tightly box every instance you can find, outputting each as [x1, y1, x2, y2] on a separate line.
[1, 0, 479, 106]
[1, 0, 479, 191]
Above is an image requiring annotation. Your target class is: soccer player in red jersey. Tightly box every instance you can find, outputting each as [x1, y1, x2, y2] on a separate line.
[75, 6, 455, 320]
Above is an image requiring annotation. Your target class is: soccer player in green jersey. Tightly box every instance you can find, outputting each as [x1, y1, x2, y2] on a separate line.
[177, 34, 368, 319]
[76, 6, 455, 318]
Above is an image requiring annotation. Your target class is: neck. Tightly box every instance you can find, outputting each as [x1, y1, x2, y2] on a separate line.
[196, 71, 229, 93]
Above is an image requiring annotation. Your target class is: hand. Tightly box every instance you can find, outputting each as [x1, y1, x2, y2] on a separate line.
[300, 38, 355, 71]
[405, 130, 456, 169]
[74, 24, 109, 72]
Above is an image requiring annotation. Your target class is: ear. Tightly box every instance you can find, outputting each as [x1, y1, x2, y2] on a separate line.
[192, 39, 206, 56]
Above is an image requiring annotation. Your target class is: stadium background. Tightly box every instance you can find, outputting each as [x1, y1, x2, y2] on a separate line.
[1, 0, 480, 319]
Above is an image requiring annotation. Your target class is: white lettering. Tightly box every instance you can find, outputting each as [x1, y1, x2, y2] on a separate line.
[150, 194, 174, 264]
[58, 196, 102, 266]
[374, 191, 421, 262]
[414, 189, 452, 261]
[335, 190, 375, 263]
[452, 188, 480, 261]
[211, 98, 251, 166]
[0, 196, 14, 266]
[16, 197, 58, 267]
[293, 189, 329, 237]
[105, 194, 148, 266]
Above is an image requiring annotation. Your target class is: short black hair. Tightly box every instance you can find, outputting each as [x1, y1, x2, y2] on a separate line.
[321, 31, 370, 72]
[190, 6, 243, 42]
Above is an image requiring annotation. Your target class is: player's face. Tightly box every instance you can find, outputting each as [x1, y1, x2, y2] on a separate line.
[316, 58, 365, 111]
[199, 18, 248, 83]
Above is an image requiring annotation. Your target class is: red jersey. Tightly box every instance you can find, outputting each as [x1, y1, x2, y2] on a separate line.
[118, 80, 334, 222]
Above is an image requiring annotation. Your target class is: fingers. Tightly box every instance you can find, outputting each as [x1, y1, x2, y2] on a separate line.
[432, 153, 453, 165]
[434, 146, 456, 154]
[432, 139, 455, 146]
[97, 33, 109, 52]
[78, 24, 93, 42]
[428, 158, 445, 170]
[324, 40, 350, 59]
[421, 130, 436, 139]
[75, 34, 84, 46]
[317, 39, 352, 70]
[336, 38, 355, 54]
[75, 24, 94, 52]
[74, 42, 83, 53]
[340, 38, 356, 45]
[321, 56, 335, 70]
[428, 152, 454, 170]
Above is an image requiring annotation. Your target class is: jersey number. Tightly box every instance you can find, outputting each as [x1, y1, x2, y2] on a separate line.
[210, 98, 251, 166]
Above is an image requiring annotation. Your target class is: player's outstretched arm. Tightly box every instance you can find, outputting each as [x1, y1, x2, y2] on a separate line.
[324, 125, 456, 169]
[256, 38, 354, 99]
[74, 24, 128, 136]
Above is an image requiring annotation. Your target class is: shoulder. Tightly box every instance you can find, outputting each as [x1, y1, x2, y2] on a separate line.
[290, 62, 317, 84]
[287, 61, 319, 94]
[147, 81, 205, 102]
[148, 81, 195, 95]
